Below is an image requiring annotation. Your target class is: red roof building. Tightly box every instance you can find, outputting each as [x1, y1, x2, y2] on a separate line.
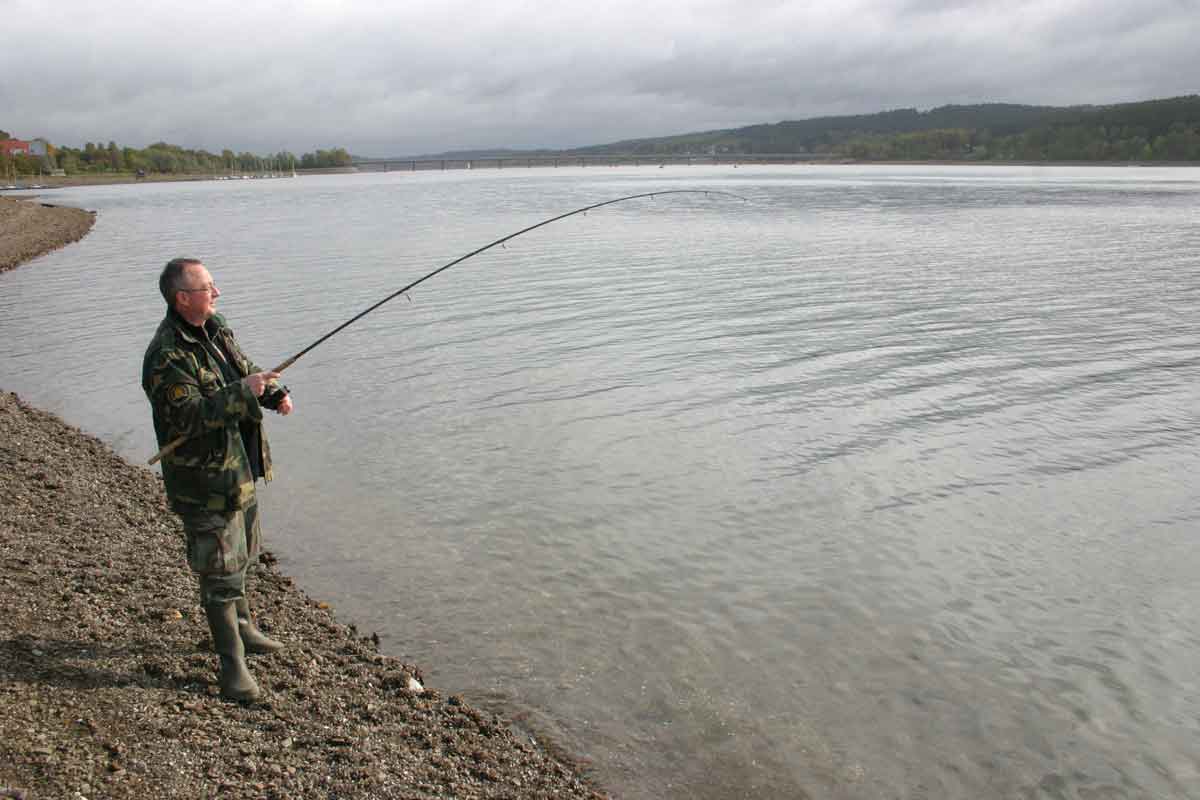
[1, 139, 33, 156]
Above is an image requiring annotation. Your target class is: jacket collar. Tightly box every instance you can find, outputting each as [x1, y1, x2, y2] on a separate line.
[166, 308, 225, 345]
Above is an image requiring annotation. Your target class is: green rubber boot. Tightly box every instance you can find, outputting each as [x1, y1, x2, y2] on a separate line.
[205, 602, 261, 701]
[235, 597, 284, 654]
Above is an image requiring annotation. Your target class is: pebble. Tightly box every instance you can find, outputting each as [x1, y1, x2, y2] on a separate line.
[0, 389, 607, 800]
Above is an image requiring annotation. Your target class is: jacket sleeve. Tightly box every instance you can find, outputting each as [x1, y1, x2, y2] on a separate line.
[222, 327, 289, 410]
[145, 345, 262, 442]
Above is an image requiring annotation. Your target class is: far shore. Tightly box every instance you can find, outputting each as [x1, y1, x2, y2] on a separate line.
[2, 158, 1196, 195]
[1, 167, 358, 191]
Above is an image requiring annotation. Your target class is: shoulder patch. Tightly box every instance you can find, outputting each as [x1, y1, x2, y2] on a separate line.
[168, 384, 190, 403]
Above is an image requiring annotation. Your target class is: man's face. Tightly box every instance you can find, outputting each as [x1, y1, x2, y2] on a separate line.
[177, 263, 220, 319]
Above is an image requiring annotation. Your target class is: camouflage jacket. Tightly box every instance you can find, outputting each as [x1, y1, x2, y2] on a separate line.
[142, 309, 285, 513]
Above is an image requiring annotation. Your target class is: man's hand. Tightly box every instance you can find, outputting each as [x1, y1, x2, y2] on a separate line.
[276, 395, 294, 416]
[243, 371, 281, 397]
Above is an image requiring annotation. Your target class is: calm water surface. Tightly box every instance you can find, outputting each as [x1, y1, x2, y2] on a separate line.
[2, 166, 1199, 799]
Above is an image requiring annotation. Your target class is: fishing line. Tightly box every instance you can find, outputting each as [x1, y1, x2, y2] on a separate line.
[149, 188, 747, 464]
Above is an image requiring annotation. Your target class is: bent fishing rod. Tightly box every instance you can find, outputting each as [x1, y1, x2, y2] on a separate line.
[148, 189, 746, 465]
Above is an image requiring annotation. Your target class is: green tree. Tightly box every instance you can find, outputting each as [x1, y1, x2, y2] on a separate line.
[24, 137, 356, 176]
[1153, 123, 1200, 160]
[55, 149, 72, 172]
[10, 153, 38, 176]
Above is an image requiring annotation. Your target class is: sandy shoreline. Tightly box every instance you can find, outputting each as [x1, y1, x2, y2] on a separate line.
[0, 204, 607, 798]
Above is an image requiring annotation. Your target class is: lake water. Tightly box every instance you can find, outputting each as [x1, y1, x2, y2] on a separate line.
[2, 165, 1199, 799]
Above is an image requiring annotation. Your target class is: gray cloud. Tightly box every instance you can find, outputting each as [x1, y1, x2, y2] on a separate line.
[2, 0, 1197, 156]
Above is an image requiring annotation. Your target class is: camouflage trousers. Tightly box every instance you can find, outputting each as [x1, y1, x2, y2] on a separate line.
[179, 499, 261, 607]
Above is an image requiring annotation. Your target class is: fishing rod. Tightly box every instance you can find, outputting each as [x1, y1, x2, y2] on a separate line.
[148, 189, 746, 464]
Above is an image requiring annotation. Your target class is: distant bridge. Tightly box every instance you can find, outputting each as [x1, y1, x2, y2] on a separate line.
[352, 153, 840, 171]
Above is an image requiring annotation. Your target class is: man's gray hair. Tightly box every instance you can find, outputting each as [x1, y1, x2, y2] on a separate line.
[159, 257, 202, 306]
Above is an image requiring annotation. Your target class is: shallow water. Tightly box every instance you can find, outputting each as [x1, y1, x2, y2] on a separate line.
[2, 165, 1199, 798]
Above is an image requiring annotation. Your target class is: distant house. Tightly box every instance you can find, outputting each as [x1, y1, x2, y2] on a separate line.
[1, 139, 33, 157]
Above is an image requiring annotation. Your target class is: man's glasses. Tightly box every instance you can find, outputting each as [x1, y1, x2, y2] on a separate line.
[181, 283, 217, 294]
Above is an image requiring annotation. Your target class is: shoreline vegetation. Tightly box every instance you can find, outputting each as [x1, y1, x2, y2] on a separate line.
[0, 202, 606, 799]
[0, 135, 351, 183]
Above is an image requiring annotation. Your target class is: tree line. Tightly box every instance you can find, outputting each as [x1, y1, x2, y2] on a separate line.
[0, 131, 352, 177]
[570, 95, 1200, 162]
[841, 122, 1200, 162]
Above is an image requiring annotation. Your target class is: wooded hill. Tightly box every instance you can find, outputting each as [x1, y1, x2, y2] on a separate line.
[568, 95, 1200, 161]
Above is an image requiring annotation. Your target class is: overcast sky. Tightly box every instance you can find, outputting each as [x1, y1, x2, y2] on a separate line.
[3, 0, 1197, 157]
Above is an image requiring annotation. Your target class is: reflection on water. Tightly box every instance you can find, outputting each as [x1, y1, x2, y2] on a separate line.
[2, 166, 1199, 798]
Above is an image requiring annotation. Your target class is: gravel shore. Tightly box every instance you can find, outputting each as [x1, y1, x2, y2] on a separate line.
[0, 196, 96, 274]
[0, 204, 608, 799]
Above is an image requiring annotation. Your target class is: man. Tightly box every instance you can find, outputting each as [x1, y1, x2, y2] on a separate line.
[142, 257, 294, 701]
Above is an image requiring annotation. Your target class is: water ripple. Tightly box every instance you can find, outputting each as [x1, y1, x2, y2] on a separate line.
[3, 166, 1200, 800]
